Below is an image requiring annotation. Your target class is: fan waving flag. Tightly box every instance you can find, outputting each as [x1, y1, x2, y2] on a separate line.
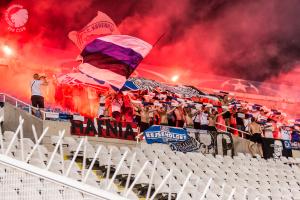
[79, 35, 152, 90]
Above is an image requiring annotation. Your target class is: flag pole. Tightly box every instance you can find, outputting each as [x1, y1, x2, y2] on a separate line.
[152, 32, 167, 48]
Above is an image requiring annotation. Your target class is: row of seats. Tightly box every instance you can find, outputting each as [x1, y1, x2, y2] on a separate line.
[50, 135, 300, 200]
[2, 129, 300, 200]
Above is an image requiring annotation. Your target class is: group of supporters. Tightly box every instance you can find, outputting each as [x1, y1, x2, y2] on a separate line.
[30, 73, 300, 144]
[95, 87, 300, 144]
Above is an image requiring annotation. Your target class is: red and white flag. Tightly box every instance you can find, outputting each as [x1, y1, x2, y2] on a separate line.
[68, 11, 120, 50]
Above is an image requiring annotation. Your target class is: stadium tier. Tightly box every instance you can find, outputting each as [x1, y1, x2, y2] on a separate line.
[0, 113, 300, 199]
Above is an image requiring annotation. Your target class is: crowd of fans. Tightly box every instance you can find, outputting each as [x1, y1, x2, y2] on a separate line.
[95, 87, 300, 144]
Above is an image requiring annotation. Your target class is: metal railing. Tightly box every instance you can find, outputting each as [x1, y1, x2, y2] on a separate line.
[216, 122, 251, 138]
[0, 154, 128, 200]
[0, 93, 58, 120]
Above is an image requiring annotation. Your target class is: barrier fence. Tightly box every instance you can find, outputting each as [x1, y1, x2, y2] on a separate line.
[0, 93, 59, 120]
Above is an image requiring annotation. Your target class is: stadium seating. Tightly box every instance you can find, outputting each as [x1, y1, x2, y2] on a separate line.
[0, 126, 300, 199]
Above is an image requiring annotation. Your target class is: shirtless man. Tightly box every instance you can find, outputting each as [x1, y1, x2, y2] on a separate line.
[157, 104, 177, 126]
[174, 105, 185, 127]
[249, 117, 263, 156]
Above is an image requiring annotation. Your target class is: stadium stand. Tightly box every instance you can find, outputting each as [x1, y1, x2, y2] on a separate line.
[0, 113, 300, 200]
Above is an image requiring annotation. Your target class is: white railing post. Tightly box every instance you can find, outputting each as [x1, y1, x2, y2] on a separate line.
[83, 146, 102, 183]
[104, 148, 113, 188]
[107, 151, 128, 190]
[46, 130, 65, 170]
[59, 136, 65, 174]
[176, 171, 192, 200]
[5, 117, 24, 156]
[81, 136, 88, 180]
[199, 178, 212, 200]
[145, 159, 158, 200]
[125, 161, 149, 197]
[124, 152, 136, 194]
[65, 138, 84, 177]
[26, 126, 49, 162]
[149, 169, 173, 200]
[19, 116, 24, 161]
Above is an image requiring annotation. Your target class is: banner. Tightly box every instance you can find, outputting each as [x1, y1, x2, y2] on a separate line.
[124, 77, 207, 98]
[144, 125, 234, 155]
[169, 136, 201, 153]
[144, 125, 188, 144]
[186, 128, 215, 154]
[71, 117, 138, 141]
[261, 138, 293, 159]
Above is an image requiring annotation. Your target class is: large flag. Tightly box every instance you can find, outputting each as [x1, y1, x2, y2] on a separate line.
[79, 35, 152, 90]
[56, 72, 109, 92]
[68, 11, 120, 50]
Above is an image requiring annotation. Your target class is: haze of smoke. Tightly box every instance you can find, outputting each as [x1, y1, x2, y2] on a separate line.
[119, 0, 300, 82]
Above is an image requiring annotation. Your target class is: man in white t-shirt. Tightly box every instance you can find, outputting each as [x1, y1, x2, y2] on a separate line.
[31, 74, 48, 109]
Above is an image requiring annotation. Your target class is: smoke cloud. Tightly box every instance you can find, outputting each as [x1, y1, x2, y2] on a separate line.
[2, 0, 300, 82]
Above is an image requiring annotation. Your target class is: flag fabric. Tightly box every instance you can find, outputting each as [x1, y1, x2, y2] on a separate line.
[68, 11, 120, 50]
[79, 35, 152, 90]
[56, 72, 109, 92]
[169, 136, 201, 153]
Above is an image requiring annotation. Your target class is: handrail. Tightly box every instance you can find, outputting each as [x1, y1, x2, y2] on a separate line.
[216, 122, 251, 138]
[0, 93, 53, 120]
[0, 154, 128, 200]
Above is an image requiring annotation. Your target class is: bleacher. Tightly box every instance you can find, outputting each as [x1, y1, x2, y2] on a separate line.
[0, 116, 300, 200]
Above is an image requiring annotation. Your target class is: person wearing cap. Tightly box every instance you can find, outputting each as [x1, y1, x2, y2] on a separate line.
[30, 73, 48, 110]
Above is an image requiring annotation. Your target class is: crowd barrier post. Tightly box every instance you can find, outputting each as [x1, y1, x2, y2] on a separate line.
[59, 134, 65, 174]
[65, 138, 84, 177]
[124, 152, 136, 194]
[105, 148, 113, 185]
[107, 151, 128, 190]
[125, 160, 149, 198]
[149, 169, 173, 200]
[81, 136, 88, 180]
[199, 178, 212, 200]
[145, 159, 157, 200]
[26, 125, 49, 162]
[46, 130, 65, 170]
[83, 146, 102, 183]
[5, 117, 24, 156]
[19, 116, 25, 161]
[176, 171, 192, 200]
